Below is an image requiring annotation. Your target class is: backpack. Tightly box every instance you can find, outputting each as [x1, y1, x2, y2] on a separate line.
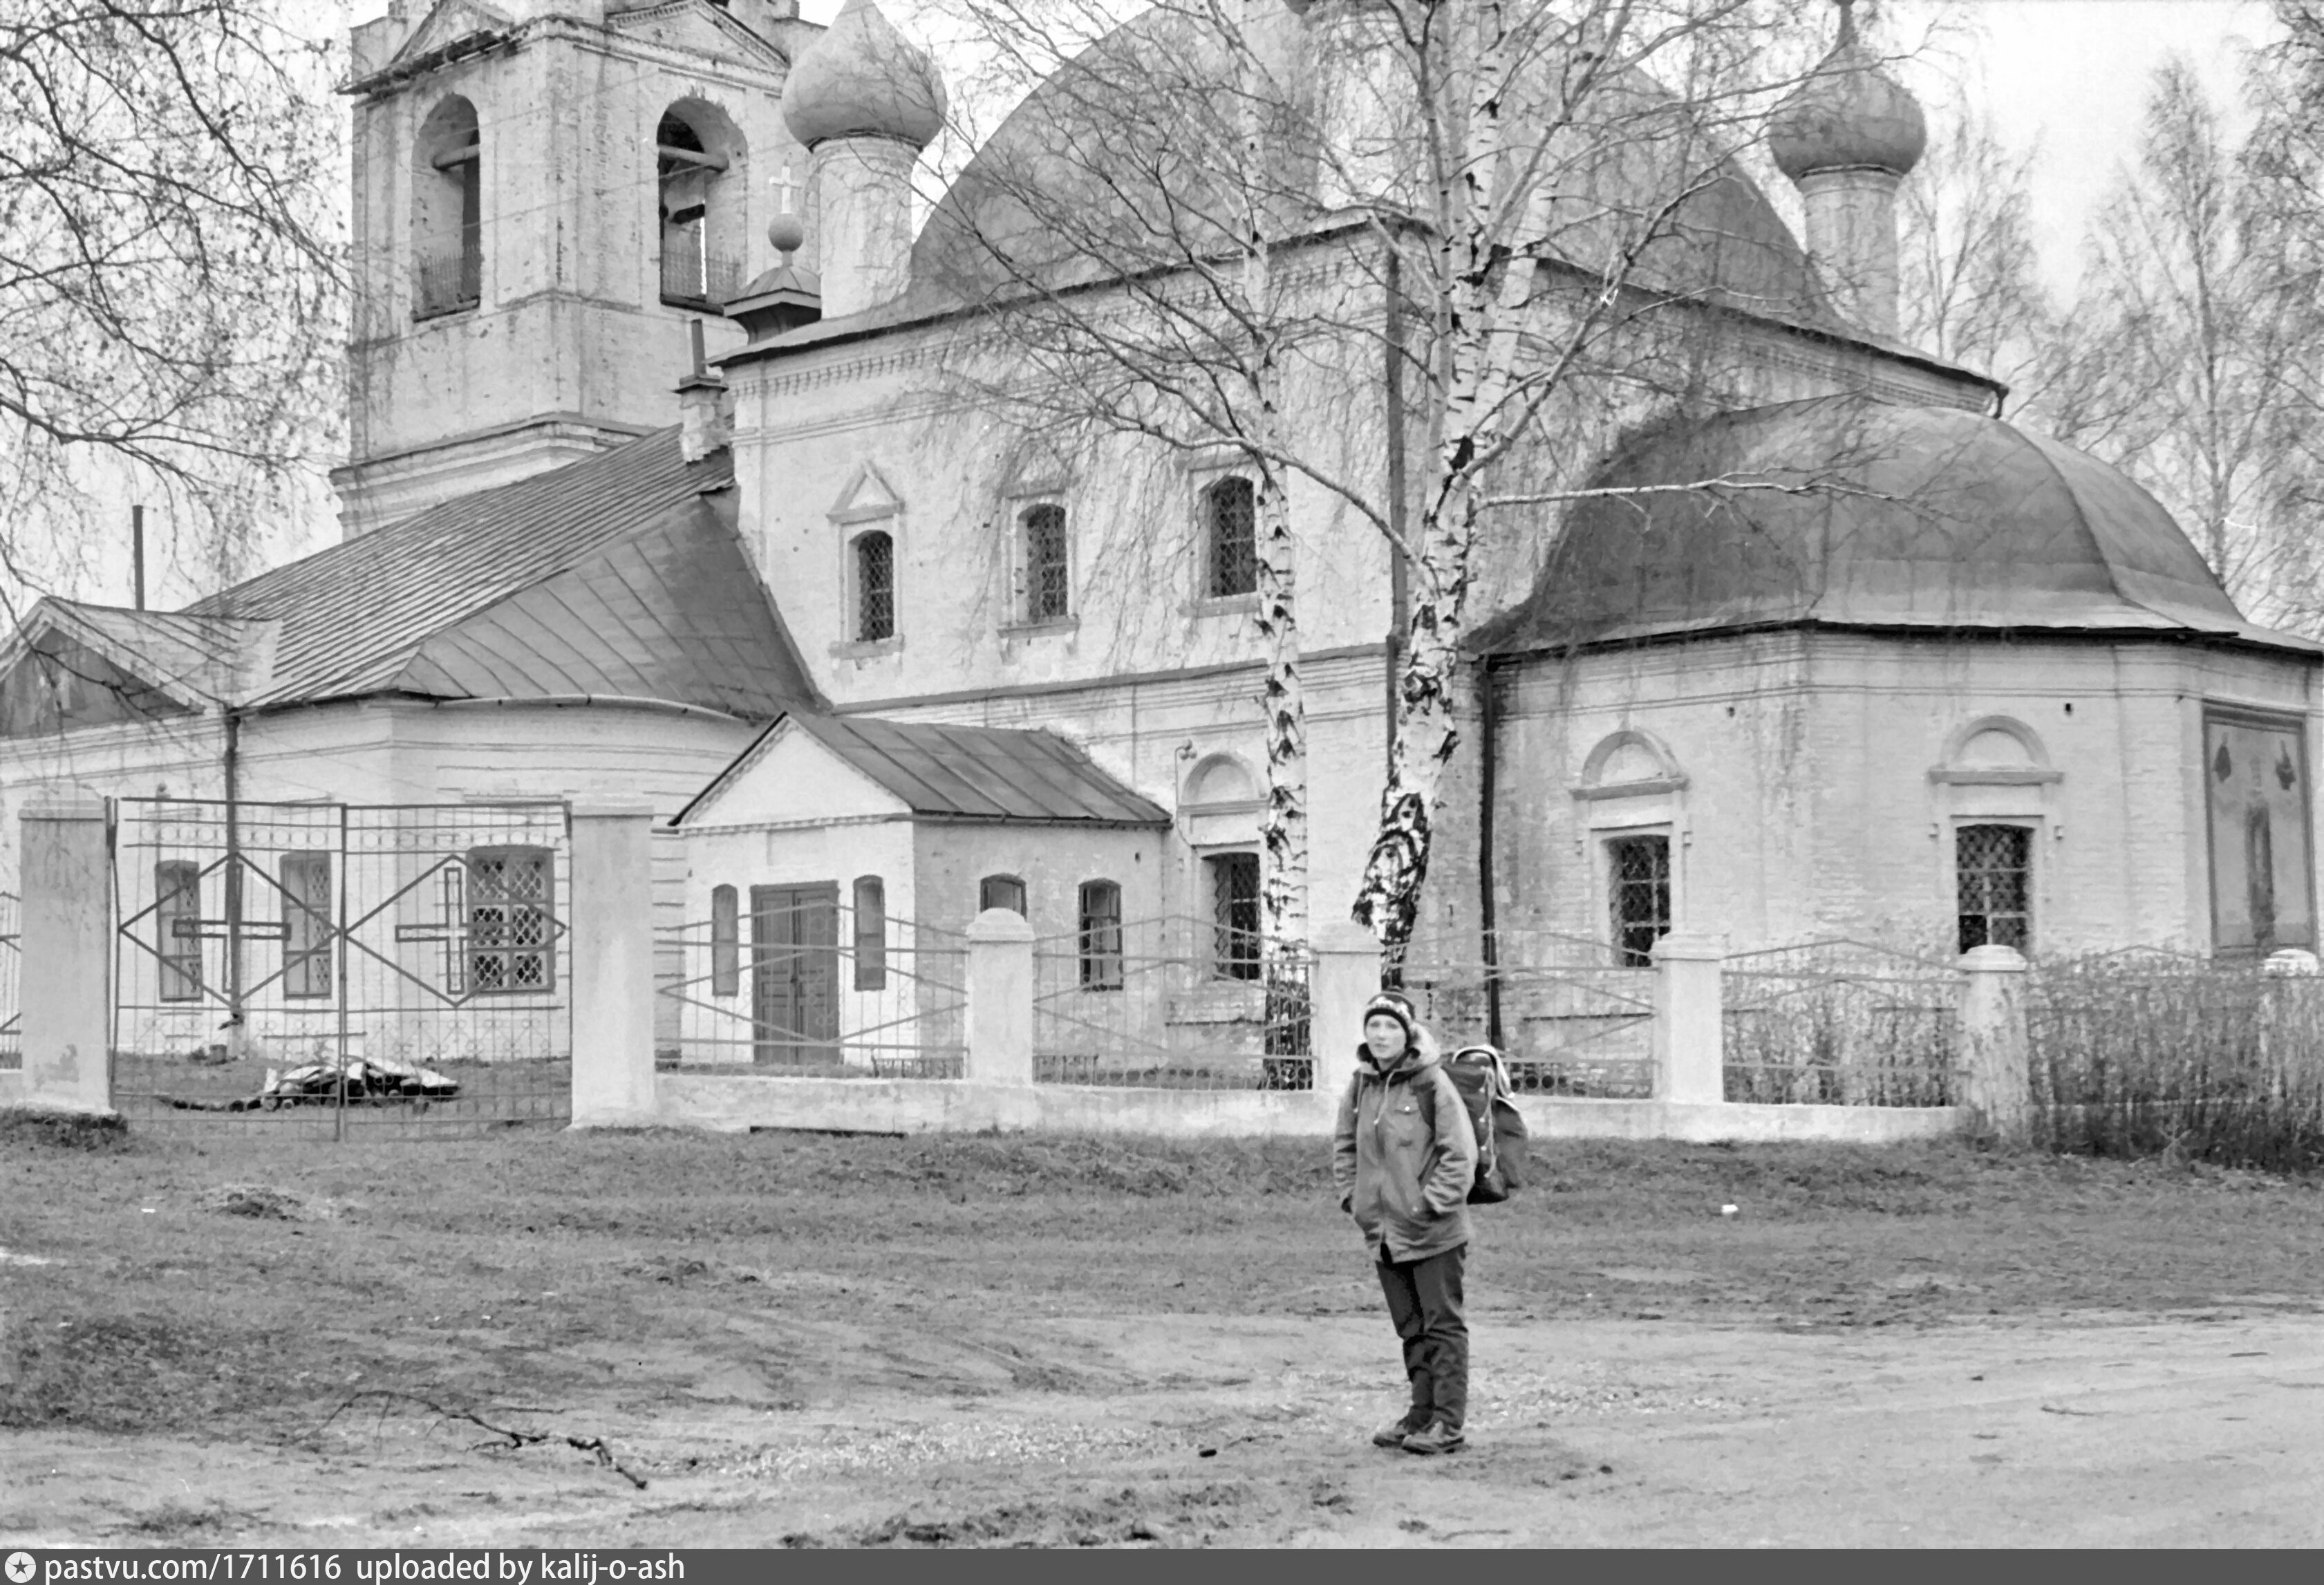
[1432, 1045, 1530, 1205]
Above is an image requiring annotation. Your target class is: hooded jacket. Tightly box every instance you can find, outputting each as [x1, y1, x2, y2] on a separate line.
[1331, 1026, 1477, 1262]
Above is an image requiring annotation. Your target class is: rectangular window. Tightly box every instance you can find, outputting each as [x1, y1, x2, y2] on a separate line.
[1022, 504, 1069, 621]
[711, 883, 740, 997]
[281, 852, 332, 1000]
[1078, 879, 1123, 990]
[1204, 476, 1257, 598]
[852, 876, 887, 991]
[856, 531, 895, 641]
[466, 846, 553, 994]
[979, 873, 1027, 915]
[1957, 823, 2032, 953]
[156, 859, 202, 1003]
[1208, 852, 1262, 981]
[1606, 834, 1671, 968]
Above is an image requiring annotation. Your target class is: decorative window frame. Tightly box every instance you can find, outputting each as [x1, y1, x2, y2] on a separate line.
[999, 480, 1078, 637]
[830, 462, 906, 659]
[1571, 728, 1689, 951]
[1928, 715, 2059, 947]
[1182, 449, 1261, 617]
[1179, 750, 1266, 850]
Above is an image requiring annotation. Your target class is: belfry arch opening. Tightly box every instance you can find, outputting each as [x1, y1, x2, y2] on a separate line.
[413, 96, 481, 319]
[657, 101, 748, 309]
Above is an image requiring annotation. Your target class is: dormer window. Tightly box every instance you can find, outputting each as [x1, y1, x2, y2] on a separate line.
[1203, 476, 1257, 598]
[414, 96, 481, 319]
[657, 102, 744, 309]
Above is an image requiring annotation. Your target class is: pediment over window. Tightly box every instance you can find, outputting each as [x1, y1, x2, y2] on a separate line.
[1931, 715, 2061, 786]
[386, 1, 514, 69]
[829, 462, 904, 523]
[1573, 729, 1687, 801]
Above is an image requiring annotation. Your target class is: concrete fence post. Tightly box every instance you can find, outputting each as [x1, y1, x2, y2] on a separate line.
[2261, 948, 2319, 1102]
[1956, 944, 2032, 1143]
[18, 798, 115, 1116]
[1310, 921, 1384, 1103]
[1651, 933, 1726, 1105]
[966, 907, 1036, 1085]
[569, 800, 659, 1127]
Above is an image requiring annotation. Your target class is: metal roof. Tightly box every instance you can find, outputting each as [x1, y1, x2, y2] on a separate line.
[678, 711, 1171, 827]
[1472, 396, 2319, 657]
[178, 428, 815, 715]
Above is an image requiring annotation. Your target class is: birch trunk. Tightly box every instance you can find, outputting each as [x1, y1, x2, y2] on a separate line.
[1352, 0, 1559, 952]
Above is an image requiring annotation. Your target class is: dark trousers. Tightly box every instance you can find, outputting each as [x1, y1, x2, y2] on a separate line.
[1376, 1241, 1468, 1432]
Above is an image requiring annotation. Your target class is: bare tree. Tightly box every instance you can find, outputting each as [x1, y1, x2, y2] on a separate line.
[2037, 57, 2324, 628]
[0, 0, 344, 611]
[924, 0, 1837, 953]
[1893, 88, 2052, 406]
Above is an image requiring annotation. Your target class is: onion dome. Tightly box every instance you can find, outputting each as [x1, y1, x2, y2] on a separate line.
[780, 0, 948, 151]
[1768, 8, 1927, 180]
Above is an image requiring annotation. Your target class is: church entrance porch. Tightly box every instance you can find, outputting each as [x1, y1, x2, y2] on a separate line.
[109, 798, 572, 1138]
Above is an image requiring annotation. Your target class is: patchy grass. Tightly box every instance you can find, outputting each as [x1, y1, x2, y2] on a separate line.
[2, 1129, 2320, 1445]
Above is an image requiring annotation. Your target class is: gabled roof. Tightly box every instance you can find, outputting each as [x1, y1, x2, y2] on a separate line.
[182, 426, 814, 716]
[0, 602, 275, 711]
[675, 711, 1171, 827]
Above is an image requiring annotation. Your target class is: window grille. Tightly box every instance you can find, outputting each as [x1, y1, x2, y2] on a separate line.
[1957, 824, 2032, 953]
[856, 531, 895, 641]
[1205, 476, 1257, 598]
[852, 875, 887, 990]
[156, 860, 201, 1003]
[281, 852, 332, 1000]
[1022, 504, 1070, 621]
[1208, 852, 1262, 980]
[1606, 834, 1671, 967]
[980, 874, 1027, 915]
[1078, 879, 1123, 990]
[710, 883, 739, 997]
[465, 846, 553, 994]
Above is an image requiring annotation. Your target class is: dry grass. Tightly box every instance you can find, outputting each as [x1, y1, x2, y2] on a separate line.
[3, 1125, 2321, 1449]
[2027, 954, 2324, 1172]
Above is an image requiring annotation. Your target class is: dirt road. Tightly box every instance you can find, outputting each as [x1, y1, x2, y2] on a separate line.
[4, 1125, 2321, 1546]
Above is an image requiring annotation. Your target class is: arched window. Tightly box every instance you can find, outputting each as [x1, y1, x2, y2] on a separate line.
[1203, 476, 1257, 598]
[1078, 880, 1123, 990]
[657, 101, 745, 308]
[413, 96, 481, 318]
[852, 876, 886, 991]
[1020, 503, 1070, 621]
[855, 530, 894, 641]
[980, 874, 1027, 915]
[710, 884, 739, 997]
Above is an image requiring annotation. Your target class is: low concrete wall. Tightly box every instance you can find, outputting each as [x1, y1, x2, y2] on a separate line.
[645, 1073, 1962, 1144]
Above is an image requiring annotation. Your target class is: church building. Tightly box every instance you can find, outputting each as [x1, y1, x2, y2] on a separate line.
[1, 0, 2314, 1073]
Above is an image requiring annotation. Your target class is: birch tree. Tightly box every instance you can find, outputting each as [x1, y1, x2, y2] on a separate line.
[924, 0, 1837, 952]
[1, 0, 343, 608]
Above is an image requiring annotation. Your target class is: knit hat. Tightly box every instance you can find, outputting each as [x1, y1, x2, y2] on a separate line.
[1360, 990, 1418, 1047]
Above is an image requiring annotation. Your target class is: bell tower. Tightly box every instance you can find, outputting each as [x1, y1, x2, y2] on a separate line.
[334, 1, 821, 535]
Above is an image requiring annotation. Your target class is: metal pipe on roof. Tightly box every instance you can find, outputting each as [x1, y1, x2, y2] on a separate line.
[430, 693, 752, 725]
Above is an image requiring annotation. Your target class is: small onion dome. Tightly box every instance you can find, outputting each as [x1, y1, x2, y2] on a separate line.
[781, 0, 948, 151]
[1768, 35, 1927, 180]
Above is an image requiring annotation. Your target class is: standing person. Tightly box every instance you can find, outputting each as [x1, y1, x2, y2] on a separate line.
[1331, 989, 1479, 1455]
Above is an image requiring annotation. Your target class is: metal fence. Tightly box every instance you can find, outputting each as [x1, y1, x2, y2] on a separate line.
[1398, 927, 1656, 1097]
[656, 897, 964, 1078]
[110, 799, 572, 1137]
[1031, 915, 1312, 1090]
[1722, 939, 1958, 1105]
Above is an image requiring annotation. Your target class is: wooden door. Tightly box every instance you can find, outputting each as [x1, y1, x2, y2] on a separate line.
[751, 883, 838, 1063]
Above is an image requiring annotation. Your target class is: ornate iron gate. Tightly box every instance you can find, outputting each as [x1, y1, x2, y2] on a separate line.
[111, 799, 572, 1136]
